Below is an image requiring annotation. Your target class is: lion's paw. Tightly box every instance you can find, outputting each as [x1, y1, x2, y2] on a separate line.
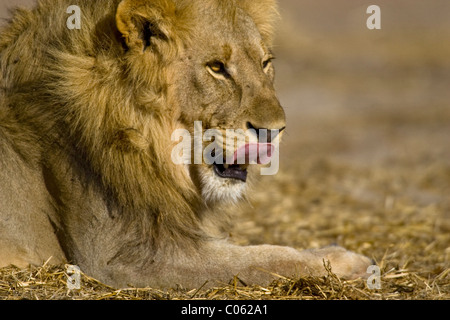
[314, 246, 373, 280]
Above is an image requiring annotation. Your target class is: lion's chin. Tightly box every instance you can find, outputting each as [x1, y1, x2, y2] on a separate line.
[199, 165, 248, 204]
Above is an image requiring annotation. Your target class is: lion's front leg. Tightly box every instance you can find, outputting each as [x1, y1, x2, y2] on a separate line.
[217, 243, 371, 281]
[149, 241, 373, 289]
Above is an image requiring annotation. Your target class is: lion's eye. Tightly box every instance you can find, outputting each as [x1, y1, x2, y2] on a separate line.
[262, 58, 273, 71]
[207, 61, 227, 76]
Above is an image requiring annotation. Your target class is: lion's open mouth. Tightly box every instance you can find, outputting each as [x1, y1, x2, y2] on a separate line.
[213, 163, 249, 182]
[212, 143, 274, 183]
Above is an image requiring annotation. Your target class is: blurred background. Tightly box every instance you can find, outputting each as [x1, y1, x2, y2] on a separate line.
[1, 0, 449, 289]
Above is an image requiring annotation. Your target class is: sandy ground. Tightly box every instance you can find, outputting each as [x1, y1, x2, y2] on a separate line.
[0, 0, 449, 299]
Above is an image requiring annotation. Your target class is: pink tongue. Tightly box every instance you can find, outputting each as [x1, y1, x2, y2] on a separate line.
[231, 143, 275, 165]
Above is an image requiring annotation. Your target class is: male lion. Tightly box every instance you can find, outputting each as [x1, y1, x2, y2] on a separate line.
[0, 0, 371, 289]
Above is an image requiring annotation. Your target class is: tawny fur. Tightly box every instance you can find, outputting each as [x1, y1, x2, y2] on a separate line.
[0, 0, 371, 289]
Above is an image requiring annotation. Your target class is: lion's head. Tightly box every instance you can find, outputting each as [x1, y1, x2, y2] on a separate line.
[115, 0, 285, 206]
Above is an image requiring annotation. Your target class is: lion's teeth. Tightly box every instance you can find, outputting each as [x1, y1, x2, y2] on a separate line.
[224, 164, 229, 169]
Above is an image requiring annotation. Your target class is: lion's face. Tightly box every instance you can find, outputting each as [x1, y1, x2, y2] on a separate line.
[171, 7, 286, 204]
[116, 0, 285, 205]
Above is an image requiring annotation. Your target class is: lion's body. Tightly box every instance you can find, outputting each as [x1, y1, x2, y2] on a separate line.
[0, 0, 371, 288]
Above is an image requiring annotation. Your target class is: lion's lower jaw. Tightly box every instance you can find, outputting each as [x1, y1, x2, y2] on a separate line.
[200, 167, 247, 204]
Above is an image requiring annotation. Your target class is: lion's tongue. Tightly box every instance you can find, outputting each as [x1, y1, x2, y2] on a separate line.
[232, 143, 275, 165]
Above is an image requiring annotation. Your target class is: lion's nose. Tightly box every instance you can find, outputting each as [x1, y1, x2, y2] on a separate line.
[241, 81, 286, 140]
[246, 121, 286, 143]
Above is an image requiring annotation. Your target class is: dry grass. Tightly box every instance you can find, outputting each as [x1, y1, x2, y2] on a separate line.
[0, 260, 448, 300]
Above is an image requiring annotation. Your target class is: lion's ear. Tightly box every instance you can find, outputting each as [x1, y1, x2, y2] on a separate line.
[116, 0, 176, 52]
[237, 0, 280, 46]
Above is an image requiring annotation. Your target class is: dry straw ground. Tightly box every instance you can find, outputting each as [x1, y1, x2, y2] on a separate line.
[1, 0, 449, 300]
